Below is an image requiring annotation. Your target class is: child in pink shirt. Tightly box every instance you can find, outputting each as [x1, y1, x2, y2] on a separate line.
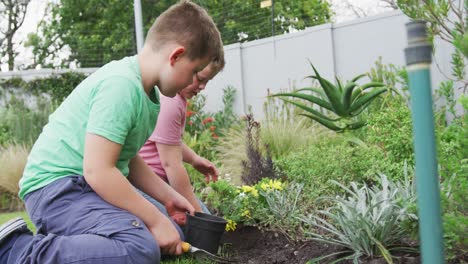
[139, 58, 225, 214]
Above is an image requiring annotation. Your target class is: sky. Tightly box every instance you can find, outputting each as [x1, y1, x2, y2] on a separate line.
[2, 0, 394, 72]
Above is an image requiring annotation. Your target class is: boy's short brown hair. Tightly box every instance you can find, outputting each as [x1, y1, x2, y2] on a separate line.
[211, 43, 225, 72]
[146, 0, 223, 62]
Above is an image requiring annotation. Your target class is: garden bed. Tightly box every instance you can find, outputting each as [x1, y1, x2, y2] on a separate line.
[221, 226, 421, 264]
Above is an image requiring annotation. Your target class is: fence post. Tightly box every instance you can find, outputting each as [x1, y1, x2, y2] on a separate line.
[134, 0, 144, 52]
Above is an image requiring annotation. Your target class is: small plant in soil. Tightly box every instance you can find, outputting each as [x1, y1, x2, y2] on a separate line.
[241, 114, 278, 185]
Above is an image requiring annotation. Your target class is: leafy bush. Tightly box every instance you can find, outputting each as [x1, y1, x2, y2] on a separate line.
[183, 130, 218, 167]
[185, 86, 239, 139]
[439, 96, 468, 261]
[1, 72, 86, 103]
[275, 138, 397, 207]
[360, 96, 414, 180]
[206, 178, 303, 236]
[442, 172, 468, 261]
[0, 99, 56, 147]
[216, 96, 325, 185]
[204, 179, 238, 218]
[301, 173, 417, 263]
[183, 87, 240, 176]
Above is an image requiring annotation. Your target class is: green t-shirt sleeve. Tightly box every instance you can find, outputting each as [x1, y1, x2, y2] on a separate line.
[87, 77, 140, 145]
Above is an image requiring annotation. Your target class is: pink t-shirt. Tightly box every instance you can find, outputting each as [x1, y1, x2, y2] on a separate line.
[139, 93, 187, 182]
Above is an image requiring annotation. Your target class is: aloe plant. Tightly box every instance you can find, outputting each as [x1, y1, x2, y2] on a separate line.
[272, 64, 386, 132]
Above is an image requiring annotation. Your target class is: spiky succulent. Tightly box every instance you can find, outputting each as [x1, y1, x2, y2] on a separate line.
[272, 64, 386, 132]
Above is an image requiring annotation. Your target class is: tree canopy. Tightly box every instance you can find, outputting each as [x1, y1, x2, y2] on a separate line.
[25, 0, 332, 68]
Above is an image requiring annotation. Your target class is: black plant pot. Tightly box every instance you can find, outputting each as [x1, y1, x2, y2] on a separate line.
[184, 212, 227, 254]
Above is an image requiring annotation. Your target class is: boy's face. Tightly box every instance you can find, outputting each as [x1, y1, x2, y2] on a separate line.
[159, 49, 211, 98]
[179, 64, 219, 99]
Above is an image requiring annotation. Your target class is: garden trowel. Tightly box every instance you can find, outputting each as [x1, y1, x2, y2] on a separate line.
[181, 242, 237, 263]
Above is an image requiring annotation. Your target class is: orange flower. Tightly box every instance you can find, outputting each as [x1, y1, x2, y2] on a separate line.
[211, 132, 219, 139]
[209, 125, 216, 131]
[186, 111, 195, 118]
[202, 117, 214, 125]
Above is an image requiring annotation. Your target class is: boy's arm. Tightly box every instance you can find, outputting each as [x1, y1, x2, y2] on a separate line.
[83, 133, 193, 255]
[128, 154, 195, 212]
[156, 142, 203, 212]
[181, 143, 218, 182]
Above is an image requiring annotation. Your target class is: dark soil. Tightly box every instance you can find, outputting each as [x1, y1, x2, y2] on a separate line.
[221, 226, 421, 264]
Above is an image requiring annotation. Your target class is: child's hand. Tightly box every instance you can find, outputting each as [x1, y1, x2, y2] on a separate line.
[148, 217, 184, 255]
[165, 195, 195, 225]
[191, 156, 219, 183]
[165, 201, 187, 225]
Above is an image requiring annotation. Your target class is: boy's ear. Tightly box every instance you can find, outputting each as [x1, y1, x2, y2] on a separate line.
[169, 47, 186, 66]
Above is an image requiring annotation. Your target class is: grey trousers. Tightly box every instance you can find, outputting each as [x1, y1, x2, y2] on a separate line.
[9, 175, 182, 264]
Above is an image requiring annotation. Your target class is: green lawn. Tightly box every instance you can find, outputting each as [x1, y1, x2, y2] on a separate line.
[0, 211, 213, 264]
[0, 211, 35, 232]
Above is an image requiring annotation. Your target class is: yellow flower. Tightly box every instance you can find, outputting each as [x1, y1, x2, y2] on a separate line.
[225, 219, 237, 232]
[251, 188, 259, 197]
[241, 185, 255, 193]
[260, 182, 269, 190]
[241, 209, 251, 217]
[270, 179, 283, 191]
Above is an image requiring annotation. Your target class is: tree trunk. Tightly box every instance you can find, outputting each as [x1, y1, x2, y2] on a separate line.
[6, 0, 14, 71]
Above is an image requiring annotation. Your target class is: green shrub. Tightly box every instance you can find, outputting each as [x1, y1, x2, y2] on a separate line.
[359, 95, 414, 180]
[437, 95, 467, 261]
[205, 180, 239, 219]
[215, 95, 327, 185]
[438, 95, 467, 180]
[441, 161, 468, 261]
[205, 179, 297, 229]
[1, 72, 86, 103]
[0, 100, 56, 147]
[185, 86, 240, 139]
[275, 138, 398, 207]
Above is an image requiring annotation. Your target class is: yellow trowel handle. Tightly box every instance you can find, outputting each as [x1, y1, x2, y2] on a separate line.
[181, 241, 192, 253]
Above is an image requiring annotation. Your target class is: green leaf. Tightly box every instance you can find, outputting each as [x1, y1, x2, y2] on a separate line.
[295, 87, 327, 99]
[271, 92, 333, 111]
[350, 82, 385, 104]
[279, 99, 339, 122]
[342, 81, 359, 112]
[370, 236, 394, 264]
[310, 63, 346, 116]
[351, 73, 367, 83]
[299, 113, 345, 132]
[346, 120, 367, 130]
[349, 87, 387, 113]
[336, 77, 344, 93]
[308, 250, 353, 263]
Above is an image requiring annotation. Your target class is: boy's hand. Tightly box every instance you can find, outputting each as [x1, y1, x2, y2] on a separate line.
[148, 218, 184, 255]
[192, 156, 219, 183]
[165, 194, 195, 225]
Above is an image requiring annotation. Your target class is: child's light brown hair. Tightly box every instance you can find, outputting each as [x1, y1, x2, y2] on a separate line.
[145, 0, 223, 62]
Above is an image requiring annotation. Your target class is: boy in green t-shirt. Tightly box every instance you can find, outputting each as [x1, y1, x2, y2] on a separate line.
[0, 1, 223, 263]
